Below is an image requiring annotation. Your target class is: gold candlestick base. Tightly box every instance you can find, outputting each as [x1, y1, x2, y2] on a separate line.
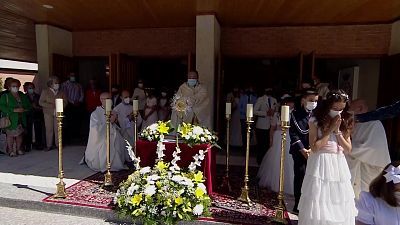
[55, 112, 66, 199]
[55, 179, 66, 198]
[104, 171, 113, 187]
[220, 115, 232, 192]
[238, 118, 253, 205]
[273, 121, 290, 224]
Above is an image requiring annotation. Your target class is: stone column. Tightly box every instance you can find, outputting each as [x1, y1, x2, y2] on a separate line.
[389, 20, 400, 55]
[35, 25, 72, 91]
[196, 15, 221, 129]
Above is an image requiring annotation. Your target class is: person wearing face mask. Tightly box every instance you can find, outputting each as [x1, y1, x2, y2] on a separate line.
[111, 85, 122, 108]
[257, 95, 295, 195]
[114, 90, 143, 146]
[239, 85, 257, 150]
[85, 79, 102, 113]
[347, 99, 391, 199]
[254, 88, 278, 164]
[289, 88, 318, 213]
[62, 72, 84, 144]
[141, 90, 159, 131]
[356, 161, 400, 225]
[158, 88, 171, 122]
[132, 80, 147, 113]
[312, 74, 330, 100]
[39, 76, 68, 151]
[226, 87, 243, 148]
[0, 79, 32, 157]
[23, 82, 44, 151]
[298, 90, 357, 225]
[171, 71, 210, 128]
[82, 92, 128, 172]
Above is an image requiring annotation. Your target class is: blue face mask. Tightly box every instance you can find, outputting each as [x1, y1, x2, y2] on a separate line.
[27, 88, 34, 94]
[70, 77, 76, 82]
[187, 79, 197, 87]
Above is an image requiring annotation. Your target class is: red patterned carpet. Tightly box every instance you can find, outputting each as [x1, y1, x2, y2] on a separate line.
[43, 166, 291, 224]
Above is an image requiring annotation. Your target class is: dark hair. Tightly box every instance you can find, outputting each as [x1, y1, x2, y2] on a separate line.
[302, 88, 318, 98]
[370, 161, 400, 207]
[313, 89, 353, 137]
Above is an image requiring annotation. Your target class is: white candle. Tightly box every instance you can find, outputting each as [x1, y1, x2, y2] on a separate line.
[226, 103, 231, 115]
[246, 104, 253, 118]
[105, 99, 112, 112]
[132, 100, 139, 112]
[281, 105, 290, 122]
[55, 98, 63, 113]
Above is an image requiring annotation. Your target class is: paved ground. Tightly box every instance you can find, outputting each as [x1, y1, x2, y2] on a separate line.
[0, 206, 130, 225]
[0, 145, 298, 224]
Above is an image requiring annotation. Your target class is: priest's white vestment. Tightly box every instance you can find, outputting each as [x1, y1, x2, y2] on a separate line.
[347, 121, 391, 198]
[114, 102, 143, 146]
[171, 82, 210, 129]
[83, 106, 128, 172]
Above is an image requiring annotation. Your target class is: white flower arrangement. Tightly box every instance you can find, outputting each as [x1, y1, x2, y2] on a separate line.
[177, 122, 219, 147]
[115, 137, 211, 225]
[139, 120, 173, 142]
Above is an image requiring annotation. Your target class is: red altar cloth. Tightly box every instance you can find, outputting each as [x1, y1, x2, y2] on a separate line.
[136, 140, 216, 194]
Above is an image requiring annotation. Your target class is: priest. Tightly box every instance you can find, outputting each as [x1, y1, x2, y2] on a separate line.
[82, 92, 128, 172]
[348, 99, 391, 198]
[171, 70, 210, 128]
[114, 90, 143, 145]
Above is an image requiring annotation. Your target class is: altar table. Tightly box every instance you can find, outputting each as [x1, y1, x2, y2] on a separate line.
[136, 140, 216, 194]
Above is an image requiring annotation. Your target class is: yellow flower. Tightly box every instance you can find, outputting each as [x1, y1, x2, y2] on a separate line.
[193, 171, 204, 183]
[157, 122, 169, 134]
[166, 198, 172, 207]
[195, 187, 205, 198]
[131, 194, 143, 206]
[156, 161, 168, 171]
[179, 123, 191, 136]
[175, 197, 184, 205]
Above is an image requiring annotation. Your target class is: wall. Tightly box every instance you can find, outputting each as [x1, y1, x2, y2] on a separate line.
[323, 59, 380, 110]
[222, 24, 391, 57]
[73, 28, 195, 57]
[0, 9, 36, 62]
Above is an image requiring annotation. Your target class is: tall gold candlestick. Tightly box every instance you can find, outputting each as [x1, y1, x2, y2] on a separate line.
[55, 112, 66, 198]
[273, 120, 290, 224]
[133, 110, 138, 155]
[220, 114, 232, 192]
[238, 118, 253, 205]
[104, 111, 113, 186]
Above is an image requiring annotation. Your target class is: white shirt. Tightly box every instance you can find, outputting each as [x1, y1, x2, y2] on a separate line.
[356, 191, 400, 225]
[254, 95, 277, 130]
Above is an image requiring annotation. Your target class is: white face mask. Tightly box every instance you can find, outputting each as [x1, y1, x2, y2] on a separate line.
[10, 87, 18, 93]
[53, 84, 60, 90]
[161, 92, 167, 97]
[138, 83, 144, 88]
[329, 110, 343, 118]
[123, 97, 130, 104]
[305, 101, 317, 111]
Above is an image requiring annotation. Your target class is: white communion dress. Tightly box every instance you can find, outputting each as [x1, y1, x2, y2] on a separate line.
[298, 117, 357, 225]
[257, 113, 294, 195]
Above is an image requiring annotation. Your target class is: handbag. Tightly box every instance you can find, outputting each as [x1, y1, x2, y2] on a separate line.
[0, 94, 11, 129]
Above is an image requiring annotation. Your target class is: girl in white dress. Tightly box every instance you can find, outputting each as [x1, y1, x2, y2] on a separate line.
[298, 90, 357, 225]
[356, 161, 400, 225]
[258, 96, 295, 195]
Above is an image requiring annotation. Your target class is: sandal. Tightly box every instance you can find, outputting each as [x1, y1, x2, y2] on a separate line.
[9, 152, 16, 157]
[17, 150, 25, 155]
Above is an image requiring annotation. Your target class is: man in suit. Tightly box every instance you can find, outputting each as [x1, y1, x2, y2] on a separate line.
[289, 88, 318, 213]
[254, 88, 277, 164]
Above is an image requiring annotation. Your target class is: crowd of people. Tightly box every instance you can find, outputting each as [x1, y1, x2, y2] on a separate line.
[231, 79, 397, 224]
